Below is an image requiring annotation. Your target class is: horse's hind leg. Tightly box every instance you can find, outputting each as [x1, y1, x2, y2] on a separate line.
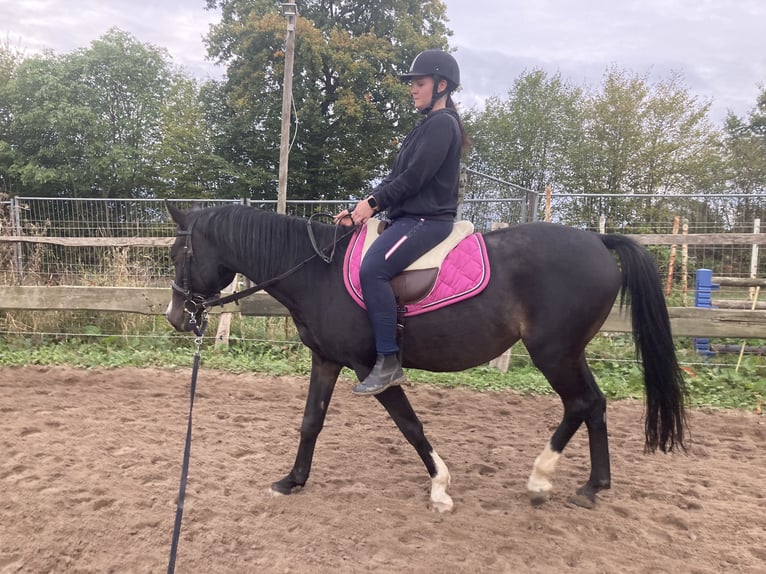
[375, 386, 454, 512]
[271, 352, 342, 495]
[526, 353, 611, 508]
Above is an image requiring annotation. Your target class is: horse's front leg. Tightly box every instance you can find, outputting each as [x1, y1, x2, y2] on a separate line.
[375, 386, 454, 513]
[271, 352, 341, 495]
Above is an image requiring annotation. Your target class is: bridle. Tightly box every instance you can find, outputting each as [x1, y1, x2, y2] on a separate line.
[170, 221, 210, 336]
[170, 212, 358, 335]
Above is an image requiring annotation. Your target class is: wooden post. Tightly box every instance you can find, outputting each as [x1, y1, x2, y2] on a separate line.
[599, 214, 606, 234]
[736, 286, 761, 372]
[214, 277, 238, 348]
[489, 222, 511, 372]
[277, 4, 297, 215]
[750, 218, 761, 300]
[544, 185, 552, 222]
[10, 196, 24, 284]
[681, 218, 689, 306]
[457, 165, 467, 220]
[665, 215, 680, 296]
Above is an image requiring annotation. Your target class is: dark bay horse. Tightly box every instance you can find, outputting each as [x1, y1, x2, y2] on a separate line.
[165, 204, 687, 511]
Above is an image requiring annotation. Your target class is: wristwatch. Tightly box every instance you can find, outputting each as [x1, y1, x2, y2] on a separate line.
[367, 196, 378, 211]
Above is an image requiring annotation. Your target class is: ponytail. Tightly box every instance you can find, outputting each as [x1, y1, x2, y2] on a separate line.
[446, 95, 471, 155]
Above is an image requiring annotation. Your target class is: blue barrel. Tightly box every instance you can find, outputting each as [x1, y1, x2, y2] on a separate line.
[694, 269, 719, 356]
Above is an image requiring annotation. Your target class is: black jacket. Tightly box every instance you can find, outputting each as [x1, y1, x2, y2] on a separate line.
[371, 108, 462, 221]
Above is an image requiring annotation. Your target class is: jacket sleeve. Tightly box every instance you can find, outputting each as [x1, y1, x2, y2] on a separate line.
[371, 112, 459, 211]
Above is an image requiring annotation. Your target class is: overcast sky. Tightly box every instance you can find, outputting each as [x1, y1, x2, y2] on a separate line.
[2, 0, 764, 123]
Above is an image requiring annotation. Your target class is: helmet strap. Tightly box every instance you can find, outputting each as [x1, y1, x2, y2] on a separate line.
[420, 74, 451, 115]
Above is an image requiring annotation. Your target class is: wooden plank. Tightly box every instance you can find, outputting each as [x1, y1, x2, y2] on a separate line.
[1, 233, 765, 248]
[712, 276, 766, 287]
[1, 286, 286, 316]
[628, 233, 766, 245]
[602, 306, 766, 338]
[3, 286, 766, 339]
[0, 236, 174, 247]
[713, 299, 766, 310]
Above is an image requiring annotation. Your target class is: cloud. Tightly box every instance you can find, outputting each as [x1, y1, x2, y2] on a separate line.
[1, 0, 223, 80]
[444, 0, 766, 121]
[2, 0, 763, 122]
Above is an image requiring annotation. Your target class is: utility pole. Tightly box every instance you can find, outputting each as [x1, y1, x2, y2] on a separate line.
[277, 3, 297, 215]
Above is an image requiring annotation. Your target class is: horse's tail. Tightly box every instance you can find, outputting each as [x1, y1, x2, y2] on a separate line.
[599, 233, 688, 454]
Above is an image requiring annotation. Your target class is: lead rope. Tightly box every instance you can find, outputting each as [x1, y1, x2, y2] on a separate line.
[167, 312, 208, 574]
[166, 214, 356, 572]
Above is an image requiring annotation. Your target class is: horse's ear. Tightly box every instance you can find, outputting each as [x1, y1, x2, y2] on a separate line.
[165, 200, 187, 229]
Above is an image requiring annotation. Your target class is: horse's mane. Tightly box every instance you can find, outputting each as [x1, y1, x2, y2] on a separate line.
[192, 205, 346, 278]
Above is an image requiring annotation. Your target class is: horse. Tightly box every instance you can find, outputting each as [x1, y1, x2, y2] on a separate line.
[165, 203, 687, 512]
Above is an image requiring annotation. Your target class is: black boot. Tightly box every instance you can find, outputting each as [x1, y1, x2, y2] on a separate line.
[352, 354, 406, 396]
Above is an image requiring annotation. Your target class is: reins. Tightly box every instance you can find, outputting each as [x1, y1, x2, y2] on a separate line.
[202, 212, 356, 309]
[167, 211, 356, 573]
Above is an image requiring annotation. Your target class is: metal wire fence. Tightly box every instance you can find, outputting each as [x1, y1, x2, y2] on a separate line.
[1, 186, 765, 288]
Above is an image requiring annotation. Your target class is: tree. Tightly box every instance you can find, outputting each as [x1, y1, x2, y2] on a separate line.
[153, 76, 234, 198]
[463, 70, 583, 224]
[561, 68, 726, 230]
[204, 0, 452, 200]
[0, 29, 229, 200]
[724, 87, 766, 228]
[466, 69, 583, 188]
[0, 39, 24, 195]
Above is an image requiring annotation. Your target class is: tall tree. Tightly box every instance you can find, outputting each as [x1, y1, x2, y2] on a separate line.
[464, 69, 583, 223]
[0, 29, 229, 200]
[153, 76, 234, 198]
[0, 39, 24, 195]
[204, 0, 452, 200]
[724, 87, 766, 228]
[467, 70, 583, 188]
[561, 68, 726, 230]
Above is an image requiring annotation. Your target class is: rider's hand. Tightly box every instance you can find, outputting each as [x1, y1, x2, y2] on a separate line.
[333, 197, 377, 227]
[333, 209, 355, 226]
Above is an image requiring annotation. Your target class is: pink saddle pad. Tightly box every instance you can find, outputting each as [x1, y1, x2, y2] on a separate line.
[343, 224, 491, 316]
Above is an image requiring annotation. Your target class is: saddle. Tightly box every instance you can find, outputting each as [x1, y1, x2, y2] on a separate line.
[343, 219, 491, 317]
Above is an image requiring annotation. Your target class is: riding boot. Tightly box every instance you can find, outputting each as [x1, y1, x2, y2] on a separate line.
[352, 354, 406, 396]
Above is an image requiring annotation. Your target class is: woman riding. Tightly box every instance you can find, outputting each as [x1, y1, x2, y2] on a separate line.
[334, 49, 469, 396]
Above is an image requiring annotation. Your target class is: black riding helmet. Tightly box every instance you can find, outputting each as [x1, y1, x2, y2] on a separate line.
[399, 49, 460, 113]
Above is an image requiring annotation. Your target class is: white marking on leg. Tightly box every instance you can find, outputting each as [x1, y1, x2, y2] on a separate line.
[429, 450, 454, 513]
[165, 299, 173, 318]
[527, 442, 561, 495]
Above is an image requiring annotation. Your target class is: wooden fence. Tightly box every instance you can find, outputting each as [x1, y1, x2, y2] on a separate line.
[2, 233, 765, 339]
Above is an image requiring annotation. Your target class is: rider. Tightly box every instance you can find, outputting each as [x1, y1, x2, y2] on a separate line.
[334, 49, 469, 396]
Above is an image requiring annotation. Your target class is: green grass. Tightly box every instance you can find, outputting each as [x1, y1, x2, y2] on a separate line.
[1, 329, 763, 412]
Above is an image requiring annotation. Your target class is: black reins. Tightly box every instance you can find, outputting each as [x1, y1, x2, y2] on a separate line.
[167, 211, 356, 573]
[172, 212, 356, 316]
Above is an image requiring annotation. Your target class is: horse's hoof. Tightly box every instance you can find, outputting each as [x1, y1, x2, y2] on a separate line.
[430, 496, 454, 513]
[528, 491, 550, 507]
[270, 479, 303, 496]
[567, 493, 596, 509]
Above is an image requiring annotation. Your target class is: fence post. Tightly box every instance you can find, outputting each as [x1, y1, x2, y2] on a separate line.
[525, 190, 540, 222]
[681, 218, 689, 306]
[10, 196, 24, 284]
[544, 185, 551, 222]
[750, 218, 761, 300]
[457, 164, 467, 221]
[665, 215, 680, 296]
[489, 221, 512, 372]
